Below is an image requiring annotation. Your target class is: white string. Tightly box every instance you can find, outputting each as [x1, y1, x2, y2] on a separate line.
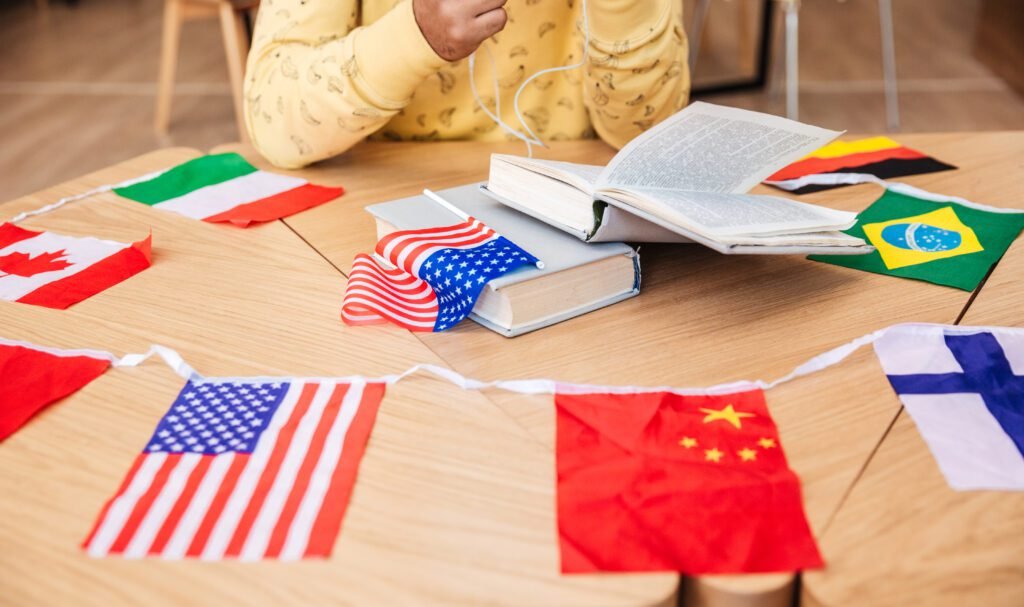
[0, 336, 121, 363]
[9, 185, 114, 224]
[113, 344, 198, 378]
[61, 322, 953, 393]
[7, 169, 166, 224]
[468, 0, 590, 157]
[765, 172, 1024, 214]
[381, 362, 558, 394]
[759, 328, 887, 390]
[469, 48, 544, 155]
[512, 0, 590, 150]
[11, 322, 1021, 394]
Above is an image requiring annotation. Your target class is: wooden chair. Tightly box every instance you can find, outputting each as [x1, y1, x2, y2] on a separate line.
[777, 0, 900, 129]
[154, 0, 258, 141]
[690, 0, 900, 130]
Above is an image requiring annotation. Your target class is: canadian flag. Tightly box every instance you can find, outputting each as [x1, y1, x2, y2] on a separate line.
[0, 223, 151, 309]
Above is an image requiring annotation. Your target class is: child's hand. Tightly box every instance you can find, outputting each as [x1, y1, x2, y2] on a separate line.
[413, 0, 509, 61]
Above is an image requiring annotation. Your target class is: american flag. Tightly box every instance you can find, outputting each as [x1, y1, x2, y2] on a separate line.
[83, 376, 386, 560]
[342, 217, 538, 332]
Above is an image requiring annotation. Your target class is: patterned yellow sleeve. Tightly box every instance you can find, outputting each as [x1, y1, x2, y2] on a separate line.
[583, 0, 689, 149]
[244, 0, 448, 168]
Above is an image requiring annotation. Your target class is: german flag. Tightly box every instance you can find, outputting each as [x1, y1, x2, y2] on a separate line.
[766, 137, 956, 194]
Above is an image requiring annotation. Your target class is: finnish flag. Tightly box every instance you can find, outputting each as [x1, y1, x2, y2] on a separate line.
[874, 325, 1024, 490]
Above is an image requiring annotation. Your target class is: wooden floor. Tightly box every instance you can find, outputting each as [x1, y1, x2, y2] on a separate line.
[2, 0, 1023, 201]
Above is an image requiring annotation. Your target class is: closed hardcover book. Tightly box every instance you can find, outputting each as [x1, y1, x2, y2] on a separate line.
[365, 183, 640, 337]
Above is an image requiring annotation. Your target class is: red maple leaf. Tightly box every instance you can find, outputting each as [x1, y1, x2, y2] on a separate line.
[0, 249, 73, 277]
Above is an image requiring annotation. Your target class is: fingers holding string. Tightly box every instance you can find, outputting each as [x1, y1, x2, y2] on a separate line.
[467, 0, 507, 17]
[474, 3, 508, 38]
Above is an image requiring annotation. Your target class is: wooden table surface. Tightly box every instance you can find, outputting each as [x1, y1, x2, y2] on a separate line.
[803, 169, 1024, 607]
[216, 131, 1024, 606]
[1, 131, 1020, 607]
[0, 150, 676, 607]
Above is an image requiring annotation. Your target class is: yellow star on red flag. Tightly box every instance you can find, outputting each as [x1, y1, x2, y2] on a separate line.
[699, 404, 755, 429]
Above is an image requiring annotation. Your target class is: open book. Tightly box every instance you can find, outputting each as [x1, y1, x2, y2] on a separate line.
[483, 102, 872, 255]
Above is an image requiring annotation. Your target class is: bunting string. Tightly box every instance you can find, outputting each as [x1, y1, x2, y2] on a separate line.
[8, 169, 166, 224]
[29, 322, 1017, 395]
[765, 172, 1024, 214]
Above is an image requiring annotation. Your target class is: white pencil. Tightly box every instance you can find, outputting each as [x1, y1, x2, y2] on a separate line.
[422, 188, 544, 270]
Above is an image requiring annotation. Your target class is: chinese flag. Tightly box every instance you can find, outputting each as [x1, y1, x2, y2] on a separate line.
[556, 388, 823, 574]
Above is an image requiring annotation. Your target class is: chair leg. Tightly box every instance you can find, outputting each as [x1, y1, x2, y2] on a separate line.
[878, 0, 900, 130]
[234, 9, 252, 74]
[736, 0, 756, 74]
[783, 0, 799, 121]
[219, 1, 250, 143]
[154, 0, 182, 135]
[687, 0, 714, 76]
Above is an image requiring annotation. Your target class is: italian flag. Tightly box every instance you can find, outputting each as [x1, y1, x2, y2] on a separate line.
[113, 153, 343, 227]
[0, 223, 151, 309]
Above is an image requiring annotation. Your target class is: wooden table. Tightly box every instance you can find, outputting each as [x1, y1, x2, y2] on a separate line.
[2, 131, 1021, 606]
[803, 173, 1024, 607]
[0, 150, 676, 606]
[215, 131, 1024, 606]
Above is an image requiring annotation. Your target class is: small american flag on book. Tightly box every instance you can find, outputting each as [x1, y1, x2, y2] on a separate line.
[342, 214, 539, 332]
[83, 376, 385, 560]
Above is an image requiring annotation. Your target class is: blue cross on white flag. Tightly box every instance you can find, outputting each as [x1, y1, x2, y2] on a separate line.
[873, 324, 1024, 490]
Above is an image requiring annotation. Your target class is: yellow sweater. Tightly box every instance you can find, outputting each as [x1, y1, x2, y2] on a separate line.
[244, 0, 689, 168]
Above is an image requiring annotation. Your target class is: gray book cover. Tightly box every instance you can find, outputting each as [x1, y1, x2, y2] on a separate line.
[365, 183, 640, 337]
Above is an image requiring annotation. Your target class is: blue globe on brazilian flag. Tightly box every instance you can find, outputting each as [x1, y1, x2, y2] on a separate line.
[811, 190, 1024, 291]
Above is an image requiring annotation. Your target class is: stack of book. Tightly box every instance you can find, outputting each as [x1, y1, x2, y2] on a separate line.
[365, 103, 872, 337]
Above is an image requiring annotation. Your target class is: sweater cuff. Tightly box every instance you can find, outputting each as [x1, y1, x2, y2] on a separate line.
[353, 0, 450, 109]
[586, 0, 674, 52]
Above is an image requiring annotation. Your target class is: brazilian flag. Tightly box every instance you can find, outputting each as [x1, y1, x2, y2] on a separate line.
[810, 189, 1024, 291]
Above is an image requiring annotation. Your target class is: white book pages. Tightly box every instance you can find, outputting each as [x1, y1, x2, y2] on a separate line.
[490, 155, 602, 195]
[605, 187, 858, 239]
[598, 101, 841, 193]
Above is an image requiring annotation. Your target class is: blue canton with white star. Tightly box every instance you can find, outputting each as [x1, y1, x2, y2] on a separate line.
[416, 236, 538, 332]
[144, 379, 291, 455]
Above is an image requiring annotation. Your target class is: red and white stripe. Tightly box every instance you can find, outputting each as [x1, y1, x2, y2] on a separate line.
[340, 254, 439, 331]
[0, 222, 151, 309]
[164, 174, 344, 228]
[375, 217, 496, 275]
[83, 379, 386, 561]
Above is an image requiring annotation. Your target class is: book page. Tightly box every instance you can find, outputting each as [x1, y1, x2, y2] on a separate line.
[606, 187, 857, 238]
[528, 158, 604, 188]
[724, 231, 866, 247]
[492, 155, 602, 194]
[598, 102, 841, 193]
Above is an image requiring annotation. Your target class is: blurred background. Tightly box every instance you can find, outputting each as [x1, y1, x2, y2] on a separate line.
[2, 0, 1022, 200]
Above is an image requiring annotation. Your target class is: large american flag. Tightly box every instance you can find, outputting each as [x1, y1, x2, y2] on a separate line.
[342, 217, 538, 332]
[83, 376, 385, 560]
